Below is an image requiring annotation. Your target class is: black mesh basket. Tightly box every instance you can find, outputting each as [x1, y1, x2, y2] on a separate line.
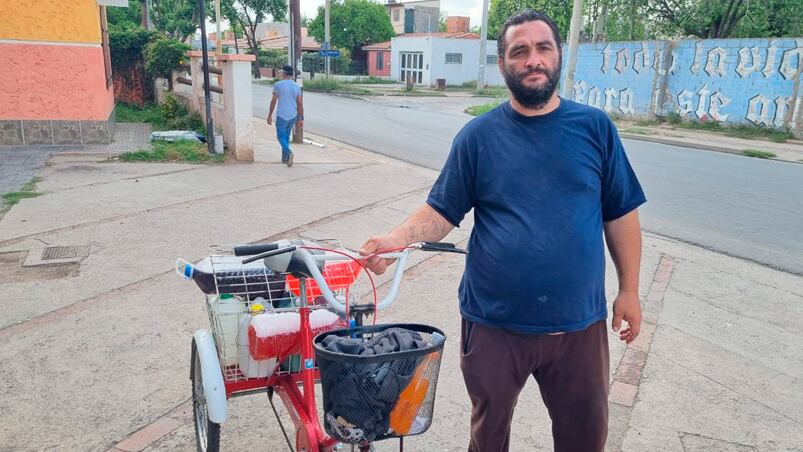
[313, 324, 446, 444]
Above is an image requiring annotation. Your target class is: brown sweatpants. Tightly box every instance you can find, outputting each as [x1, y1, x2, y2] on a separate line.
[460, 318, 609, 452]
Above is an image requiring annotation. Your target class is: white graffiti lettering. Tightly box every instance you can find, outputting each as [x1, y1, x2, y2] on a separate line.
[615, 48, 631, 74]
[709, 91, 731, 122]
[588, 87, 602, 108]
[677, 89, 694, 117]
[773, 96, 794, 128]
[763, 44, 778, 78]
[691, 41, 704, 74]
[573, 80, 588, 103]
[779, 39, 803, 80]
[736, 47, 761, 78]
[746, 95, 772, 126]
[705, 47, 727, 77]
[601, 45, 614, 74]
[619, 88, 635, 115]
[632, 42, 650, 74]
[604, 88, 618, 112]
[695, 84, 711, 120]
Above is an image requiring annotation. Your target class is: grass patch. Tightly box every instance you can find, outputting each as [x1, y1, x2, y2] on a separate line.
[119, 140, 225, 163]
[634, 119, 661, 127]
[742, 149, 777, 159]
[386, 89, 446, 97]
[465, 101, 503, 116]
[115, 103, 164, 124]
[116, 93, 205, 136]
[303, 78, 371, 95]
[254, 78, 278, 85]
[345, 76, 396, 84]
[474, 87, 509, 97]
[675, 120, 793, 142]
[1, 177, 42, 212]
[621, 127, 650, 135]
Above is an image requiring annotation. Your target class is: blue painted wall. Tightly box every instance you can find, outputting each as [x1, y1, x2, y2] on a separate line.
[560, 38, 803, 136]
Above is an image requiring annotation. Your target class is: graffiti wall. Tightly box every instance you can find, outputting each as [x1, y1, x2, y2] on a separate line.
[562, 38, 803, 136]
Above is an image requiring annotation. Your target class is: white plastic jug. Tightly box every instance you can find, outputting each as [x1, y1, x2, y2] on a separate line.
[237, 306, 279, 378]
[210, 293, 247, 367]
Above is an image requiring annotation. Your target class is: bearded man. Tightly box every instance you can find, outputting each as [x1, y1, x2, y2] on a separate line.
[359, 10, 647, 452]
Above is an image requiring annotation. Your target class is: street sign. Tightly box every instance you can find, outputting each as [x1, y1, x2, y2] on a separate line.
[319, 50, 340, 57]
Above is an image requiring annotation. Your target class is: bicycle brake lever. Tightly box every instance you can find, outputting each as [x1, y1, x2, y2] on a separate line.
[241, 245, 297, 264]
[419, 242, 467, 254]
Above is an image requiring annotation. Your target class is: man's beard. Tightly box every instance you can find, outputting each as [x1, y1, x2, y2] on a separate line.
[502, 61, 561, 110]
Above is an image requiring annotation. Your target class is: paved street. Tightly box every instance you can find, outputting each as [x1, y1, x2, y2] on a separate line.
[252, 87, 803, 275]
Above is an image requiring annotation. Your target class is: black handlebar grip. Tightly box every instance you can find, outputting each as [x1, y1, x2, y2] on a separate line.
[234, 243, 279, 256]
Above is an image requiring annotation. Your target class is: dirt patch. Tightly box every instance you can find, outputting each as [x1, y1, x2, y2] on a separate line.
[0, 251, 79, 282]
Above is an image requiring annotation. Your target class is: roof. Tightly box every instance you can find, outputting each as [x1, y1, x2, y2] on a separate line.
[362, 40, 391, 51]
[394, 32, 480, 39]
[220, 34, 322, 52]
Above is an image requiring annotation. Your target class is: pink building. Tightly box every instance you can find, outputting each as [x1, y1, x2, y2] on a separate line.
[363, 41, 392, 77]
[0, 0, 119, 145]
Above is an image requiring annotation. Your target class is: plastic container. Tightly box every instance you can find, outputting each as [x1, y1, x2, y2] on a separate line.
[286, 260, 362, 299]
[248, 309, 344, 361]
[210, 293, 247, 367]
[237, 304, 279, 378]
[178, 256, 286, 301]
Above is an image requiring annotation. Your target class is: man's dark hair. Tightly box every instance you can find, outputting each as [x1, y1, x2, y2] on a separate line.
[497, 10, 562, 58]
[282, 64, 295, 75]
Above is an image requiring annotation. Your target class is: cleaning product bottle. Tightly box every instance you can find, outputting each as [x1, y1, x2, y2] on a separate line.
[210, 293, 247, 367]
[237, 303, 279, 378]
[389, 332, 445, 435]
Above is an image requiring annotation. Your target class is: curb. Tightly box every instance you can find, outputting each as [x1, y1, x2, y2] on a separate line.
[618, 133, 803, 165]
[606, 254, 675, 450]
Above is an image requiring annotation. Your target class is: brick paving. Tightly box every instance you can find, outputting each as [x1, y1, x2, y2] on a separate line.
[0, 123, 151, 195]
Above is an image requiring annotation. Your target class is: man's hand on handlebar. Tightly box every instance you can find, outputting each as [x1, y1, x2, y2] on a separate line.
[359, 235, 406, 275]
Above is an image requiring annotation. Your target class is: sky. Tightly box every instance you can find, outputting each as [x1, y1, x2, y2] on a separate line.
[300, 1, 484, 28]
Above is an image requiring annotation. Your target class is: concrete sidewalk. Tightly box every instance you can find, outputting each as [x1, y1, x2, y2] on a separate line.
[0, 119, 800, 451]
[617, 122, 803, 164]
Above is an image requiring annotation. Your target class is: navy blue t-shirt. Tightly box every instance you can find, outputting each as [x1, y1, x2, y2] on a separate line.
[427, 99, 646, 334]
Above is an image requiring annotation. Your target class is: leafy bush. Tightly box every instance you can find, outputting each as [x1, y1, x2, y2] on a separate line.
[145, 36, 190, 81]
[667, 112, 682, 124]
[259, 49, 289, 71]
[160, 92, 182, 120]
[109, 25, 155, 69]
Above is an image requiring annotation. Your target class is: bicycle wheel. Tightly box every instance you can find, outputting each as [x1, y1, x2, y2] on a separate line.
[191, 339, 221, 452]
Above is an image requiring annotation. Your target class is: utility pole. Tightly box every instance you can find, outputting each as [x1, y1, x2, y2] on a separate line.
[140, 0, 149, 29]
[562, 0, 583, 99]
[476, 0, 489, 92]
[215, 0, 222, 53]
[197, 0, 216, 154]
[291, 0, 303, 143]
[325, 0, 331, 78]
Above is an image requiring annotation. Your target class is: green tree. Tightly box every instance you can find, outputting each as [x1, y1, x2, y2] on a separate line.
[145, 37, 191, 89]
[107, 0, 142, 28]
[439, 17, 447, 32]
[209, 0, 287, 78]
[487, 0, 573, 41]
[586, 0, 652, 42]
[734, 0, 803, 37]
[308, 0, 395, 54]
[648, 0, 751, 39]
[150, 0, 200, 42]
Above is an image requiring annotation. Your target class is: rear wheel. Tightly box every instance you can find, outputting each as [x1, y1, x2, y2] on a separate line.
[192, 340, 221, 452]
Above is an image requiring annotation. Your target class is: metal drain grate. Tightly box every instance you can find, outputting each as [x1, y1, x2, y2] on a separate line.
[41, 246, 90, 260]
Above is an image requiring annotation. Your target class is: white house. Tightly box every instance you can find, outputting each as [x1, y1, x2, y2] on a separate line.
[390, 32, 505, 87]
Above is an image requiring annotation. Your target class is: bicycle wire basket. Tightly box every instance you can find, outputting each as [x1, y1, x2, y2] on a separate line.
[313, 324, 446, 444]
[180, 243, 366, 382]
